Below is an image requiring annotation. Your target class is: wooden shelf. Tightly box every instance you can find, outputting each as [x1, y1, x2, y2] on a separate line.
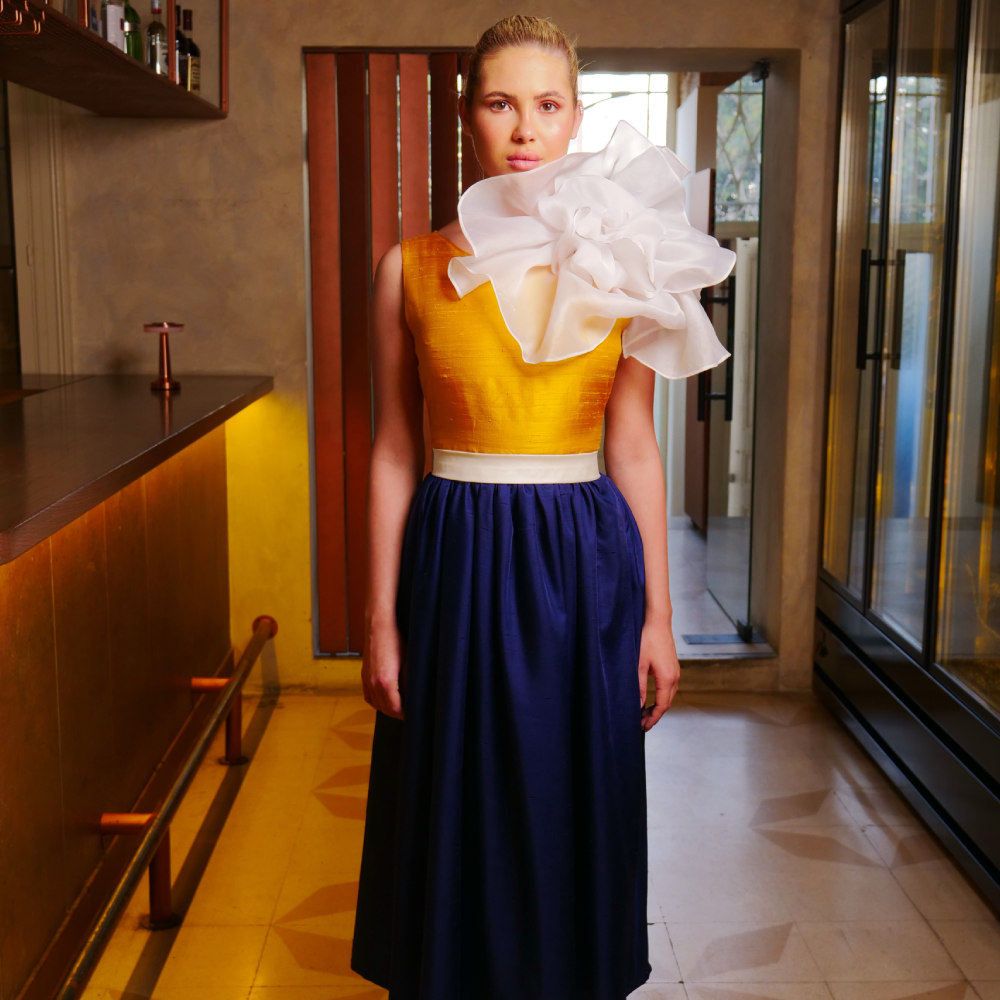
[0, 2, 226, 118]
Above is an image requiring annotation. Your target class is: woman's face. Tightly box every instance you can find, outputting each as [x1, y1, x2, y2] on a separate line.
[460, 45, 583, 178]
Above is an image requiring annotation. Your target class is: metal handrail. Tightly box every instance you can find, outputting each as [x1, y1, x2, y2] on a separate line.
[54, 614, 278, 1000]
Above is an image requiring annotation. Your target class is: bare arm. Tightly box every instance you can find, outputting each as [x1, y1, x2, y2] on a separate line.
[363, 244, 425, 719]
[603, 356, 679, 730]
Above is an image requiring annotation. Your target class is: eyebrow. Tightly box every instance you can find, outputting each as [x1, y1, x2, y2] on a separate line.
[480, 89, 568, 101]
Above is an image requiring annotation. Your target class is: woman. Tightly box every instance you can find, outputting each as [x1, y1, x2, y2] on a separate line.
[351, 16, 733, 1000]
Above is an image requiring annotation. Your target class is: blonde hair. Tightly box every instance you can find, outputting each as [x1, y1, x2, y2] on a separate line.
[462, 15, 579, 103]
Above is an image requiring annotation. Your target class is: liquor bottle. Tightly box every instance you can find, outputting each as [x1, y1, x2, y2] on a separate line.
[147, 0, 167, 74]
[182, 9, 200, 93]
[123, 0, 142, 60]
[174, 4, 188, 87]
[101, 0, 126, 49]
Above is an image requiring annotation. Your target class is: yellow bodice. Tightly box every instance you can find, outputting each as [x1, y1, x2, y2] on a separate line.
[402, 233, 625, 455]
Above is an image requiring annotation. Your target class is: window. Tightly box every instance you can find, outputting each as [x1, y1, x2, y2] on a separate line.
[715, 76, 763, 224]
[572, 73, 669, 152]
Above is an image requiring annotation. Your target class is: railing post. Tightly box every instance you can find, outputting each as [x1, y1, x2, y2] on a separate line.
[100, 814, 179, 931]
[141, 829, 181, 930]
[223, 688, 247, 765]
[190, 615, 276, 767]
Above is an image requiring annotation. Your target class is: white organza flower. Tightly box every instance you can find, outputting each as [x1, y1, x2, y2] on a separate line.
[448, 120, 736, 379]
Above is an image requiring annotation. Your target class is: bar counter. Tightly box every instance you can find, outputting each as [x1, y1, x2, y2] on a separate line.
[0, 373, 272, 564]
[0, 373, 272, 1000]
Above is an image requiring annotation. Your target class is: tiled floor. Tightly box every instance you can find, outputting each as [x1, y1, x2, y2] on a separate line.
[81, 690, 1000, 1000]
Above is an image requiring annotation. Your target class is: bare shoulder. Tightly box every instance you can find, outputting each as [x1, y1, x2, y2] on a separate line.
[371, 244, 408, 345]
[375, 243, 403, 284]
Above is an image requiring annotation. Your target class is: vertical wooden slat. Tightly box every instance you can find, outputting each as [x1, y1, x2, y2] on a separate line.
[220, 0, 229, 113]
[337, 52, 373, 653]
[305, 53, 348, 654]
[459, 54, 484, 193]
[429, 53, 459, 231]
[399, 53, 430, 239]
[369, 53, 400, 272]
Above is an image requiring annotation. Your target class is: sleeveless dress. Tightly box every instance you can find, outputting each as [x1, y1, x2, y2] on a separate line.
[351, 232, 651, 1000]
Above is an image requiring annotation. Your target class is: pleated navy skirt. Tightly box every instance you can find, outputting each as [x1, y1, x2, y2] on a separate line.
[352, 473, 650, 1000]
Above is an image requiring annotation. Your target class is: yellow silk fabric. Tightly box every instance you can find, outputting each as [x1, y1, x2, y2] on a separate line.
[402, 233, 625, 455]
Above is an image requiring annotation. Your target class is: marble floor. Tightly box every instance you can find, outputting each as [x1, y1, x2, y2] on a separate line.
[81, 690, 1000, 1000]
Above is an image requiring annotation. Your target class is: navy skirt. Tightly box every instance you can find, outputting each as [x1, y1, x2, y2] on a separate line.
[352, 474, 650, 1000]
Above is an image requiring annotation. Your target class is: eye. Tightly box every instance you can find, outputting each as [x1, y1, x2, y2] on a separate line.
[490, 100, 510, 111]
[540, 101, 560, 112]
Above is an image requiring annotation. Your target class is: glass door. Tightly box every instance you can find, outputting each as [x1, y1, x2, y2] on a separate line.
[871, 0, 958, 650]
[706, 73, 764, 637]
[936, 0, 1000, 715]
[823, 0, 893, 599]
[823, 0, 960, 662]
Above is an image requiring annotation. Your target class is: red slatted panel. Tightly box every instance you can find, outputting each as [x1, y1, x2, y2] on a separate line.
[309, 50, 468, 655]
[369, 54, 399, 271]
[429, 53, 459, 231]
[399, 53, 430, 239]
[459, 55, 484, 193]
[304, 54, 348, 654]
[336, 52, 372, 653]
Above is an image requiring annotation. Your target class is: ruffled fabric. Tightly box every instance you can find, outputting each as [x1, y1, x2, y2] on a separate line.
[448, 121, 736, 379]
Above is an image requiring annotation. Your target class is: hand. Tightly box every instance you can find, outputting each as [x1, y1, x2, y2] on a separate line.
[638, 618, 679, 731]
[362, 616, 405, 719]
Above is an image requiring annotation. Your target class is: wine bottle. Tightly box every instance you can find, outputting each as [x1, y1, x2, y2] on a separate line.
[182, 9, 200, 94]
[101, 0, 126, 49]
[174, 4, 188, 87]
[123, 0, 142, 60]
[147, 0, 167, 74]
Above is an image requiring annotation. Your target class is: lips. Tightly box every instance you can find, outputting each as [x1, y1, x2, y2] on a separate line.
[507, 154, 542, 172]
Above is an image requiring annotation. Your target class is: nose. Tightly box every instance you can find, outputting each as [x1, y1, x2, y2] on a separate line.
[511, 112, 535, 144]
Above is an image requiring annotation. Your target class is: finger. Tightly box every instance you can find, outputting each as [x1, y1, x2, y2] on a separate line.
[637, 662, 649, 709]
[369, 681, 391, 718]
[385, 681, 405, 720]
[664, 676, 680, 710]
[639, 673, 672, 730]
[650, 670, 673, 724]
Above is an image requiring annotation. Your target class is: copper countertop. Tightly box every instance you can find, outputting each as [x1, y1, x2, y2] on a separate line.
[0, 374, 273, 565]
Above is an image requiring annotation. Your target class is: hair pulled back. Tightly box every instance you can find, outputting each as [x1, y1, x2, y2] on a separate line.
[462, 15, 579, 103]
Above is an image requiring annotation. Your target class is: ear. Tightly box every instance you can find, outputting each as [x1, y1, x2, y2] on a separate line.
[458, 94, 472, 136]
[571, 99, 584, 141]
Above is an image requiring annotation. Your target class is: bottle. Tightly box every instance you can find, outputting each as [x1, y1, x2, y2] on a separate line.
[174, 4, 188, 87]
[123, 0, 142, 60]
[147, 0, 167, 74]
[182, 9, 200, 94]
[101, 0, 125, 49]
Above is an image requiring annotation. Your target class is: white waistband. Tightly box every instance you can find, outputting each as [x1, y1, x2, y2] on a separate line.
[431, 449, 600, 484]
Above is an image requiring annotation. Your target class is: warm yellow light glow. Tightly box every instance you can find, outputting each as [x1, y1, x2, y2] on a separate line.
[226, 392, 362, 693]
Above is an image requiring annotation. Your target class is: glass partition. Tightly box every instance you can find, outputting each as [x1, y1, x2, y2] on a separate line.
[871, 0, 957, 647]
[937, 0, 1000, 713]
[706, 74, 764, 632]
[823, 1, 892, 597]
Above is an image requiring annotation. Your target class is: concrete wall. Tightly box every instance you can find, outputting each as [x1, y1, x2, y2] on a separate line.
[40, 0, 840, 691]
